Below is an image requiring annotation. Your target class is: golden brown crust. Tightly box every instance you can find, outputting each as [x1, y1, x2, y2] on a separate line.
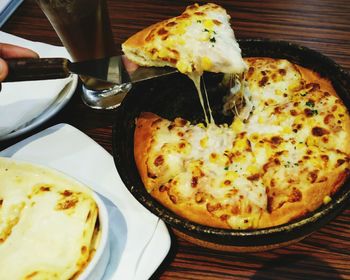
[123, 22, 160, 56]
[296, 64, 335, 95]
[150, 187, 230, 228]
[133, 58, 350, 229]
[122, 19, 175, 68]
[134, 112, 163, 192]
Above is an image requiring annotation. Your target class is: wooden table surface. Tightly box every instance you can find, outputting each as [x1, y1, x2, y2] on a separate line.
[1, 0, 350, 279]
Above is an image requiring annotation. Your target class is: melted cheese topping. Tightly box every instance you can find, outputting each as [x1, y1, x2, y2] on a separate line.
[188, 73, 214, 125]
[144, 58, 350, 229]
[0, 158, 99, 280]
[169, 3, 246, 75]
[162, 3, 246, 124]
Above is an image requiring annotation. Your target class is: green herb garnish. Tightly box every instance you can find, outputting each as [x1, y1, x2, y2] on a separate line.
[306, 101, 315, 107]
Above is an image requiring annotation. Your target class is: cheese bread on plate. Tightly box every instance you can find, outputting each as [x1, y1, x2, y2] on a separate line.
[0, 157, 102, 279]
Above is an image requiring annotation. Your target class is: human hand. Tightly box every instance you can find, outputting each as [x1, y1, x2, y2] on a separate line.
[0, 43, 39, 82]
[122, 55, 139, 73]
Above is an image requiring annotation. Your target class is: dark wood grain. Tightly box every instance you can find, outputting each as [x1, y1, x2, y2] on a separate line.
[1, 0, 350, 279]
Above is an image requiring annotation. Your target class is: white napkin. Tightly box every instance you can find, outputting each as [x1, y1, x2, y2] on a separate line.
[0, 31, 75, 137]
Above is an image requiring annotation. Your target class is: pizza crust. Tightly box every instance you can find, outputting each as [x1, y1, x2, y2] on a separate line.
[123, 22, 171, 68]
[150, 186, 230, 228]
[134, 112, 162, 193]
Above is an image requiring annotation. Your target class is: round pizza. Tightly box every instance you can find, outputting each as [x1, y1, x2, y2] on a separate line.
[134, 57, 350, 229]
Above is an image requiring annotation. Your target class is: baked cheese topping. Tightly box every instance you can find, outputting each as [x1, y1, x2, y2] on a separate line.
[122, 3, 246, 75]
[0, 158, 99, 280]
[136, 58, 350, 229]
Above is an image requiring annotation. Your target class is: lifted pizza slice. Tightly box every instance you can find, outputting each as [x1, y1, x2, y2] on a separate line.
[122, 3, 246, 75]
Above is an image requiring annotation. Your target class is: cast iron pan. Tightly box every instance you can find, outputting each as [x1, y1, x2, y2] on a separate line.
[113, 39, 350, 250]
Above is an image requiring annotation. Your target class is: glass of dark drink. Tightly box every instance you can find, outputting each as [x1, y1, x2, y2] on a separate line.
[36, 0, 130, 109]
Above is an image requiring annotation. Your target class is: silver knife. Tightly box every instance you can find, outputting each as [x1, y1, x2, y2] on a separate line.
[3, 56, 177, 85]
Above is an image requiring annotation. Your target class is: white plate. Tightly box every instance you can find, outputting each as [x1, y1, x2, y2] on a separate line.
[0, 77, 78, 141]
[0, 123, 171, 280]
